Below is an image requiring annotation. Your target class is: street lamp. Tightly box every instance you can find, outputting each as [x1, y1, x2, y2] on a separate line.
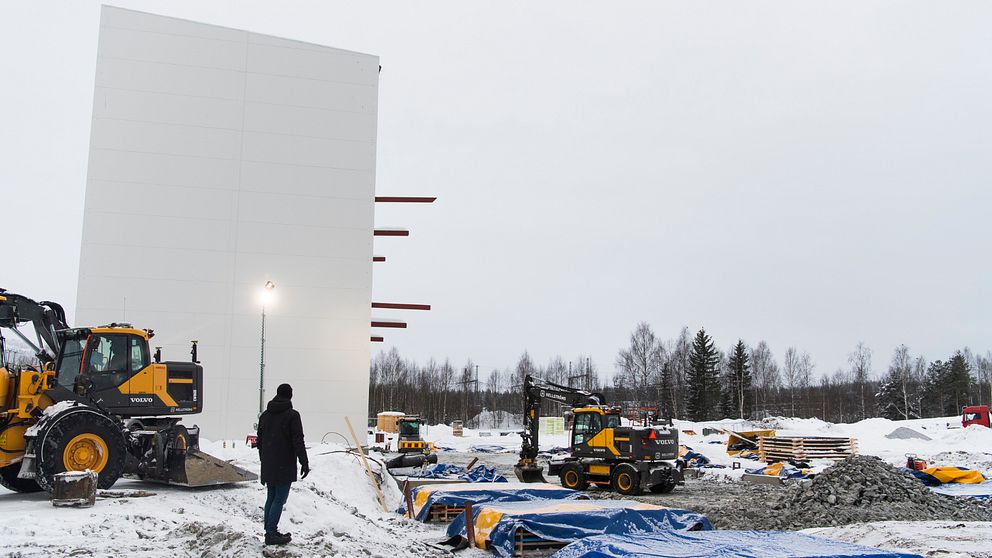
[259, 281, 275, 415]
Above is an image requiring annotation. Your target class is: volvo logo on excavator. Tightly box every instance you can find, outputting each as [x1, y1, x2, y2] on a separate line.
[130, 396, 154, 404]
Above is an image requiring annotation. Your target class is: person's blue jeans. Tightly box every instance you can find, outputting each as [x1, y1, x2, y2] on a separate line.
[263, 483, 292, 534]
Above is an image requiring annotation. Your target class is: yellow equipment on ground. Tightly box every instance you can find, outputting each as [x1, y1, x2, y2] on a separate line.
[0, 289, 255, 493]
[725, 429, 776, 456]
[397, 415, 430, 453]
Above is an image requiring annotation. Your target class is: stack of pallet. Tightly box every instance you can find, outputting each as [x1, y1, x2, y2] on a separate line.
[757, 436, 858, 462]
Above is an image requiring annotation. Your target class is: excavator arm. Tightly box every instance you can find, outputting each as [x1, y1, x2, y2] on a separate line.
[514, 374, 605, 482]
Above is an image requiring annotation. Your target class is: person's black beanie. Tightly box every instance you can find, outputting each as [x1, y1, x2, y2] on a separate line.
[277, 383, 293, 399]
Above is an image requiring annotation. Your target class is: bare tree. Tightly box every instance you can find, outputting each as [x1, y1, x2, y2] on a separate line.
[615, 322, 665, 405]
[848, 342, 873, 419]
[783, 347, 800, 416]
[798, 351, 815, 415]
[889, 344, 913, 420]
[750, 341, 778, 415]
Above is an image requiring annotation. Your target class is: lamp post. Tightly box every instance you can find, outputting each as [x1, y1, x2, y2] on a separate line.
[259, 281, 275, 416]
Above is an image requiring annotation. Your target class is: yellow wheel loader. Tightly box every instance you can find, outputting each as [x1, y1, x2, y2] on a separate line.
[0, 289, 255, 493]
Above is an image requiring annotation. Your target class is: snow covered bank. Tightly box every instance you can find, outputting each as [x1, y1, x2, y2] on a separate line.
[0, 441, 453, 557]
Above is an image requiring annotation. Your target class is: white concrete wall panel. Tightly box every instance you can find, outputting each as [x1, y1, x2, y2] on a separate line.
[77, 6, 377, 439]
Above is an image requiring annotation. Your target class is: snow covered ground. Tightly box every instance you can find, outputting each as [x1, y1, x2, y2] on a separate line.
[4, 415, 990, 556]
[805, 521, 992, 558]
[0, 440, 470, 557]
[417, 414, 992, 479]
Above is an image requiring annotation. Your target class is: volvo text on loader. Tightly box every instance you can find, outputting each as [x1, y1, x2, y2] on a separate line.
[513, 375, 683, 495]
[0, 289, 255, 493]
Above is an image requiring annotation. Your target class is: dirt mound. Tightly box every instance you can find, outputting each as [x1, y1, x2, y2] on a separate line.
[704, 455, 992, 530]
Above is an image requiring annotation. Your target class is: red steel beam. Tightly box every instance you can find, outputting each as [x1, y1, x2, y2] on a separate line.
[374, 229, 409, 237]
[372, 302, 431, 311]
[371, 320, 407, 328]
[371, 336, 384, 342]
[375, 196, 436, 203]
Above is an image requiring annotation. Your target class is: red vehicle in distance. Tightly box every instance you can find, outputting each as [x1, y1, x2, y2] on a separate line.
[962, 405, 990, 428]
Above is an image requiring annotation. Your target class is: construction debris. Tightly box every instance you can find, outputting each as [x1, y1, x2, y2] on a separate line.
[51, 471, 97, 508]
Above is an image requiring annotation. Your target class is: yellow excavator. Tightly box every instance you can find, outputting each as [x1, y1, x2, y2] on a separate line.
[0, 289, 255, 492]
[514, 375, 683, 495]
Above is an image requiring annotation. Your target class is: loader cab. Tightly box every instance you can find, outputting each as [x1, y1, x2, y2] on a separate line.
[54, 326, 202, 417]
[56, 327, 146, 393]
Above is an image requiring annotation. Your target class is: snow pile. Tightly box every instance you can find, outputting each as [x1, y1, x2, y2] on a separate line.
[705, 455, 992, 530]
[0, 441, 451, 557]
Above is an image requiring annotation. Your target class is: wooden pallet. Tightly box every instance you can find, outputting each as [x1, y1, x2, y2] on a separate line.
[426, 504, 465, 523]
[512, 529, 567, 557]
[757, 436, 858, 462]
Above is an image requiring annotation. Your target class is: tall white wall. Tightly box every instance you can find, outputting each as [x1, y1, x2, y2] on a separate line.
[77, 6, 377, 439]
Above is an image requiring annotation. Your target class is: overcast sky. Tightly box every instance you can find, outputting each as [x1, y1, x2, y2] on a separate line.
[3, 1, 989, 380]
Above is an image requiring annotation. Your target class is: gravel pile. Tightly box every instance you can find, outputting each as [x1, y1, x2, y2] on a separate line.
[706, 455, 992, 530]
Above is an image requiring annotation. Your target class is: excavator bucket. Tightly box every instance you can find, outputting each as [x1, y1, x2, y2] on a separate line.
[514, 462, 547, 483]
[158, 449, 258, 487]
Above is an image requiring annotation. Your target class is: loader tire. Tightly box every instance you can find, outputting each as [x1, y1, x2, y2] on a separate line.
[35, 409, 126, 492]
[611, 463, 641, 496]
[559, 462, 588, 491]
[0, 463, 42, 493]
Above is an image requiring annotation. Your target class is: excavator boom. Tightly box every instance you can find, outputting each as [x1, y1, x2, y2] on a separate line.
[514, 374, 605, 482]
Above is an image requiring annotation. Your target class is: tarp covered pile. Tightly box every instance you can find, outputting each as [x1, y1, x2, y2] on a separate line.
[400, 482, 587, 521]
[908, 466, 985, 486]
[547, 530, 923, 558]
[447, 499, 712, 558]
[907, 466, 992, 499]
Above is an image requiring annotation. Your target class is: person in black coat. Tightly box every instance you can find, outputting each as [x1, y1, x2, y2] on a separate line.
[256, 383, 310, 546]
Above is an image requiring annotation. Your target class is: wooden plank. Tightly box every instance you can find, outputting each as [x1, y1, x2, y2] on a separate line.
[345, 416, 390, 513]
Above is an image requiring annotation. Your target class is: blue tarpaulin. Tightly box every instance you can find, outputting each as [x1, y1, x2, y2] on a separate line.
[549, 530, 923, 558]
[448, 499, 712, 558]
[399, 482, 587, 521]
[406, 463, 507, 483]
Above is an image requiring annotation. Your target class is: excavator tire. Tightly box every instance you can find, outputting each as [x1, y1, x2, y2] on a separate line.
[611, 463, 641, 496]
[0, 463, 42, 493]
[35, 409, 126, 492]
[559, 462, 588, 491]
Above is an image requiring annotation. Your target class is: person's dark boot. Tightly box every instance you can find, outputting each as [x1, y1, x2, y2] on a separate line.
[265, 532, 291, 546]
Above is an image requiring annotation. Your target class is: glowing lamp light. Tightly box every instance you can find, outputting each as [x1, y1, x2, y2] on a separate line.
[260, 281, 276, 305]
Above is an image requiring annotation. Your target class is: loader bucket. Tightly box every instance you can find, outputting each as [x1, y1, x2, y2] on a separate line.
[514, 462, 547, 483]
[161, 449, 258, 487]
